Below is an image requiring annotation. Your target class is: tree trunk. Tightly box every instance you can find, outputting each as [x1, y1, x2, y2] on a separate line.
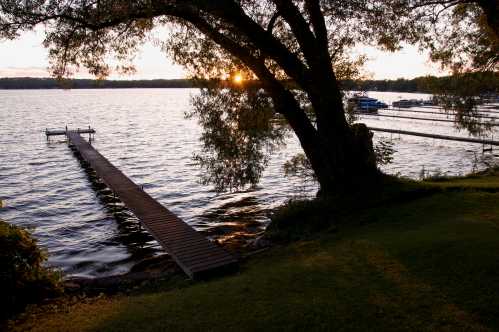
[301, 124, 378, 196]
[478, 0, 499, 38]
[307, 119, 378, 196]
[304, 72, 379, 195]
[276, 88, 378, 196]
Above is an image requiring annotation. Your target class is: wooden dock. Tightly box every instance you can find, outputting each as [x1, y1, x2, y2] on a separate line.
[357, 112, 499, 126]
[46, 127, 95, 137]
[52, 129, 237, 279]
[422, 105, 499, 115]
[368, 127, 499, 146]
[381, 108, 499, 121]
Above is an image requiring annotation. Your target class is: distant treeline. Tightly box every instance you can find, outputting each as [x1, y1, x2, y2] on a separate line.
[342, 72, 499, 94]
[0, 77, 198, 89]
[1, 72, 497, 93]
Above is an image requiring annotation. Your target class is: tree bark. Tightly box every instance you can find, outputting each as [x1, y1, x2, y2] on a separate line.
[272, 84, 378, 196]
[477, 0, 499, 38]
[304, 114, 378, 196]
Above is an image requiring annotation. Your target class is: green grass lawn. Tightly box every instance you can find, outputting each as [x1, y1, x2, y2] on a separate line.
[9, 169, 499, 331]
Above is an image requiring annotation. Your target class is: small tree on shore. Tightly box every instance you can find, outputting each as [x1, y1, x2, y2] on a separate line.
[0, 219, 62, 319]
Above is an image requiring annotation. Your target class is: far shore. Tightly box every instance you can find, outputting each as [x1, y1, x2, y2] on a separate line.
[2, 75, 491, 94]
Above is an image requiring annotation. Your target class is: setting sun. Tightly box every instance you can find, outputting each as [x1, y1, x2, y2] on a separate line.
[233, 73, 243, 84]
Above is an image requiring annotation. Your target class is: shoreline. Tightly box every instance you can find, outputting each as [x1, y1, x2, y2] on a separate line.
[7, 167, 499, 331]
[62, 232, 272, 295]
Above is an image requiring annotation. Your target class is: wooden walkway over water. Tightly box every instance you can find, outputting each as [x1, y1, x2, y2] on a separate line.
[357, 112, 499, 126]
[368, 127, 499, 146]
[381, 108, 499, 121]
[52, 129, 237, 279]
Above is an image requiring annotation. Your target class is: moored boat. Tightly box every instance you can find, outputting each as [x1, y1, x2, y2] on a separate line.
[347, 94, 388, 113]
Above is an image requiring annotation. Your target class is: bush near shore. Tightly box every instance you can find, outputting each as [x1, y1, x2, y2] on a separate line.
[0, 220, 62, 321]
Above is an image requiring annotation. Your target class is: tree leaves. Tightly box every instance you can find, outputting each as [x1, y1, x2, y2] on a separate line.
[188, 87, 285, 191]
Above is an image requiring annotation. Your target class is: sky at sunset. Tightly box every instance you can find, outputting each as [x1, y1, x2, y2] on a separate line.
[0, 27, 445, 80]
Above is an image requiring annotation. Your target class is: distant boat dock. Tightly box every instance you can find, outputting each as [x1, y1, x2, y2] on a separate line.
[46, 128, 237, 279]
[357, 112, 499, 126]
[368, 127, 499, 149]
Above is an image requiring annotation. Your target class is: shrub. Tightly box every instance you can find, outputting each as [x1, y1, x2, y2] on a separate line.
[0, 220, 62, 320]
[266, 175, 437, 242]
[266, 199, 336, 242]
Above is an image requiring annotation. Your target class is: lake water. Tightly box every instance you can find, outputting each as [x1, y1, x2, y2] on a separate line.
[0, 89, 497, 277]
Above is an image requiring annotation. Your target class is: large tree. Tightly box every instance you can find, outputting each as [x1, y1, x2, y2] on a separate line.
[0, 1, 495, 194]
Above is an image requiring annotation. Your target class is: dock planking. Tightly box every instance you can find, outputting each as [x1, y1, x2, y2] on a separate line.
[368, 127, 499, 146]
[357, 112, 499, 126]
[46, 127, 95, 136]
[64, 131, 237, 279]
[381, 108, 499, 121]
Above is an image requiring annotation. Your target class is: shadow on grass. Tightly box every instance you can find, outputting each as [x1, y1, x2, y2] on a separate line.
[9, 167, 499, 331]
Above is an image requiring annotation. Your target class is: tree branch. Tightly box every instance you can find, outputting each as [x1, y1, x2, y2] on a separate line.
[270, 0, 320, 68]
[305, 0, 329, 51]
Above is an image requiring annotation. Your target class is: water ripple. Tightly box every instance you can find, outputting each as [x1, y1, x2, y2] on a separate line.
[0, 89, 497, 277]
